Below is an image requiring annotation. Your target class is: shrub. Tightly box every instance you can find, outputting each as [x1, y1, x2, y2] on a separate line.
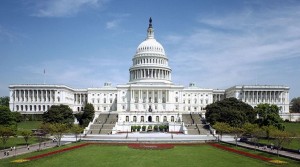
[159, 125, 164, 131]
[154, 125, 158, 131]
[142, 126, 146, 131]
[131, 126, 136, 132]
[147, 125, 152, 131]
[137, 126, 141, 131]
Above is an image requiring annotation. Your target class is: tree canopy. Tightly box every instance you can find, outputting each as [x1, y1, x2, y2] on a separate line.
[42, 104, 74, 125]
[290, 97, 300, 113]
[0, 106, 15, 126]
[205, 98, 256, 127]
[255, 103, 284, 130]
[41, 123, 69, 146]
[0, 96, 9, 107]
[75, 103, 95, 127]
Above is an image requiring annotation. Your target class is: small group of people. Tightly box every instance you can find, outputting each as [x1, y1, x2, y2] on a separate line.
[3, 146, 15, 157]
[3, 151, 10, 156]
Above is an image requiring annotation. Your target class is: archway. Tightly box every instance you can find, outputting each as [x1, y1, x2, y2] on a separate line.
[148, 116, 152, 122]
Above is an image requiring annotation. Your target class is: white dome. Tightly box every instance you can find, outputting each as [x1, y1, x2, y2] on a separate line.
[136, 38, 165, 55]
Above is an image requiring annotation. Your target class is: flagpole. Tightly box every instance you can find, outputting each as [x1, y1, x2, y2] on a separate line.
[43, 69, 45, 84]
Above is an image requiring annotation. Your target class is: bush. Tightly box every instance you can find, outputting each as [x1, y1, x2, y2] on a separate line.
[147, 125, 152, 131]
[159, 125, 164, 131]
[137, 126, 141, 131]
[164, 125, 169, 132]
[131, 126, 136, 132]
[142, 126, 146, 131]
[154, 125, 158, 131]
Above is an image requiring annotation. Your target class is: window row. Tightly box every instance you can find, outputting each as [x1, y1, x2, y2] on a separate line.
[15, 105, 51, 112]
[133, 57, 167, 65]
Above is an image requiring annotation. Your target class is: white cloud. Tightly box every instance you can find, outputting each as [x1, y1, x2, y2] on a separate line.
[106, 20, 119, 29]
[32, 0, 109, 17]
[105, 13, 131, 30]
[167, 4, 300, 91]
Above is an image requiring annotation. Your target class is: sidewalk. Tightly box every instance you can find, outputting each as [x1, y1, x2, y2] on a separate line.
[0, 140, 66, 160]
[223, 140, 300, 161]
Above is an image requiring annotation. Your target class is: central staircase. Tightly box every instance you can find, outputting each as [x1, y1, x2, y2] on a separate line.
[87, 113, 118, 134]
[182, 113, 210, 135]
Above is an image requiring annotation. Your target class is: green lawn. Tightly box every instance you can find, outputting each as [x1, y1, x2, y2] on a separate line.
[283, 122, 300, 134]
[0, 137, 41, 150]
[17, 121, 42, 130]
[0, 121, 43, 149]
[259, 122, 300, 150]
[1, 143, 299, 167]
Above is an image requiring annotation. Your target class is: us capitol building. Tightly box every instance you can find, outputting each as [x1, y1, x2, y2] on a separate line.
[9, 18, 294, 134]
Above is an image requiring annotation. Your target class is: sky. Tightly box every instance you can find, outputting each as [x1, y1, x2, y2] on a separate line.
[0, 0, 299, 99]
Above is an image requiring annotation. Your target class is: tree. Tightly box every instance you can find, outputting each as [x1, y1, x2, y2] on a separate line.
[290, 97, 300, 113]
[270, 129, 293, 157]
[231, 127, 244, 146]
[0, 106, 15, 126]
[213, 122, 232, 140]
[242, 123, 265, 150]
[206, 98, 256, 127]
[43, 104, 74, 125]
[262, 125, 277, 140]
[255, 103, 284, 130]
[20, 129, 32, 145]
[0, 126, 16, 149]
[70, 125, 83, 142]
[75, 103, 95, 127]
[41, 123, 69, 147]
[11, 112, 23, 123]
[0, 96, 9, 107]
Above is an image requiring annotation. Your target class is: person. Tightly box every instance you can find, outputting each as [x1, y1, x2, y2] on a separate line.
[10, 147, 13, 151]
[4, 151, 6, 156]
[27, 145, 30, 150]
[44, 142, 46, 147]
[7, 151, 9, 156]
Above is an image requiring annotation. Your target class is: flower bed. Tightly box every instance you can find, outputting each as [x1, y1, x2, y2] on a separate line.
[128, 143, 174, 150]
[25, 143, 91, 161]
[209, 143, 273, 162]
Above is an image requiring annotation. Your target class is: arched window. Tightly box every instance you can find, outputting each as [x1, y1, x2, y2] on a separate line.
[156, 116, 159, 122]
[133, 116, 137, 122]
[126, 116, 129, 122]
[16, 105, 19, 111]
[171, 116, 174, 122]
[163, 116, 167, 122]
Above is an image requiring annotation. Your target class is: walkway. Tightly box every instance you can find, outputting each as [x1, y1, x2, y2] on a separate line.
[62, 132, 217, 143]
[220, 135, 300, 161]
[0, 140, 68, 160]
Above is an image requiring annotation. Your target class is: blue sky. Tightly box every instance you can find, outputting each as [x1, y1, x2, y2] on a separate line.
[0, 0, 299, 99]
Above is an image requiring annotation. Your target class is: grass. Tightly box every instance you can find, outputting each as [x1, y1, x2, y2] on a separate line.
[258, 122, 300, 150]
[17, 121, 42, 130]
[0, 137, 41, 150]
[283, 122, 300, 134]
[1, 143, 299, 167]
[0, 121, 43, 150]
